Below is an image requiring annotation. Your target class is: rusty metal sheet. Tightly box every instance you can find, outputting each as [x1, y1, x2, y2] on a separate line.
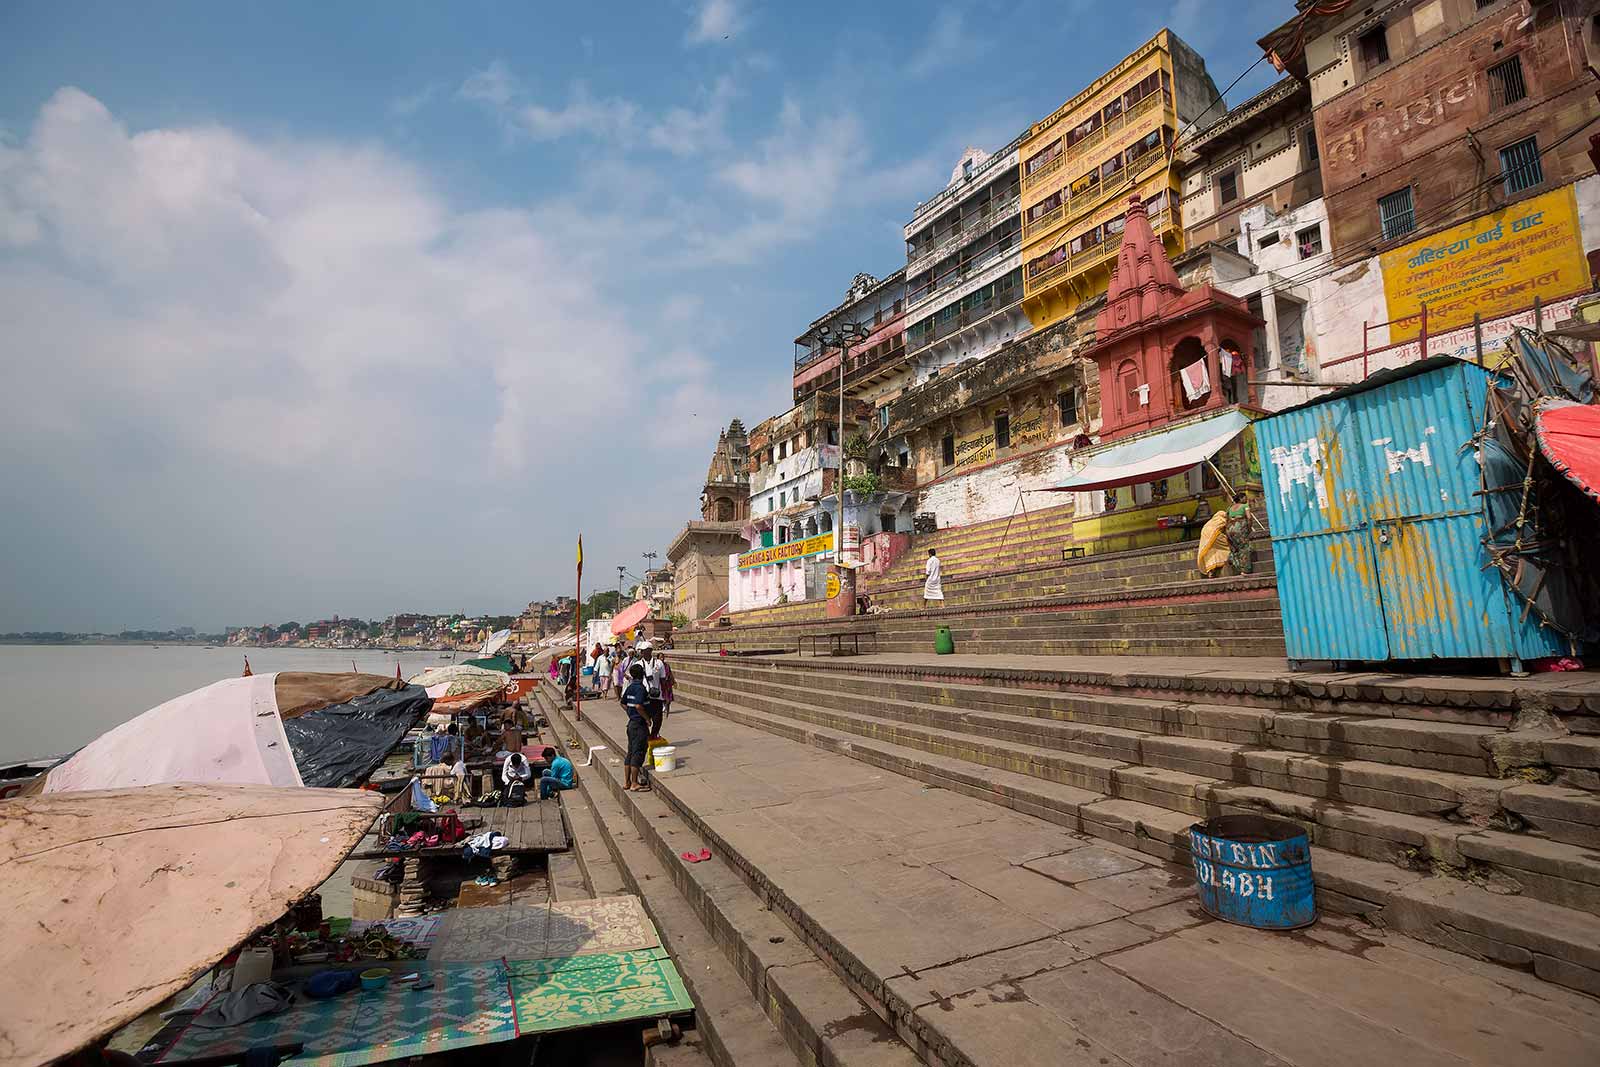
[1256, 359, 1567, 664]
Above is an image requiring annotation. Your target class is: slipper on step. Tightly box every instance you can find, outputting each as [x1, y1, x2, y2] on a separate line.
[680, 851, 700, 863]
[696, 848, 711, 862]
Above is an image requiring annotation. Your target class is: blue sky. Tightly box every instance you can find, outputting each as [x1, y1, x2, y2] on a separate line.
[0, 0, 1287, 631]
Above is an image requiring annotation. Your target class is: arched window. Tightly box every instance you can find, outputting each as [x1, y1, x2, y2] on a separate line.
[1169, 337, 1209, 415]
[819, 511, 834, 533]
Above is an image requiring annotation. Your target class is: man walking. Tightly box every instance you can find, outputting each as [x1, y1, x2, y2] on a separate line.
[923, 547, 944, 603]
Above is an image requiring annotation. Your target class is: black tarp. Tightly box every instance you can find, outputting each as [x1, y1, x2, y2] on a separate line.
[281, 684, 431, 788]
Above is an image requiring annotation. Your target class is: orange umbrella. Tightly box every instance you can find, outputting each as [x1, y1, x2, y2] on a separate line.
[608, 599, 651, 637]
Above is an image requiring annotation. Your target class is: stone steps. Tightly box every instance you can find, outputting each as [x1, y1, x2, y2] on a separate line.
[728, 533, 1274, 629]
[659, 682, 1600, 998]
[672, 673, 1600, 918]
[866, 534, 1275, 600]
[704, 588, 1286, 658]
[534, 687, 923, 1067]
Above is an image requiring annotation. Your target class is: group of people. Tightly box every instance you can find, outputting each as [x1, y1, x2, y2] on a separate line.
[500, 745, 574, 804]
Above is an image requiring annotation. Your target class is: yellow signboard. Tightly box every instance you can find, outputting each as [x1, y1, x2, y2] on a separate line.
[1011, 396, 1050, 450]
[953, 426, 996, 469]
[825, 572, 841, 600]
[737, 532, 834, 571]
[1380, 187, 1587, 341]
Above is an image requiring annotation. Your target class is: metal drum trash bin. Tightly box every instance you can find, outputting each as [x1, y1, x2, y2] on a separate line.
[1189, 814, 1315, 930]
[934, 627, 955, 655]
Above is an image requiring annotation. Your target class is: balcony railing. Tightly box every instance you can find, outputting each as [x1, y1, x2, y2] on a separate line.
[907, 238, 1020, 312]
[1022, 150, 1169, 242]
[1024, 206, 1171, 292]
[907, 192, 1020, 277]
[1020, 89, 1166, 194]
[1020, 151, 1066, 192]
[907, 288, 1023, 351]
[1062, 90, 1167, 171]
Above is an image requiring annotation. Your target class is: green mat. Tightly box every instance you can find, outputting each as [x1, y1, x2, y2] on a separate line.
[507, 947, 693, 1034]
[148, 949, 693, 1065]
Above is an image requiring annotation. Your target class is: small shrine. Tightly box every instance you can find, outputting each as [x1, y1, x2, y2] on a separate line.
[1087, 195, 1262, 443]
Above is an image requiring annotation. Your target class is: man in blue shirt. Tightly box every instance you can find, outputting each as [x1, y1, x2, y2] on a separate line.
[538, 745, 575, 800]
[621, 663, 651, 791]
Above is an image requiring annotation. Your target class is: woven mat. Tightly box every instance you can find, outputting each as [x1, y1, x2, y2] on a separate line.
[152, 961, 515, 1067]
[429, 895, 660, 963]
[507, 947, 692, 1035]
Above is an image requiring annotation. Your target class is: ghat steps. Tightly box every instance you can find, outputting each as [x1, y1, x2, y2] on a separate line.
[665, 652, 1600, 999]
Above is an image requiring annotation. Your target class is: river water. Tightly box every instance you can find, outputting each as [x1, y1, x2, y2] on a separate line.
[0, 644, 460, 762]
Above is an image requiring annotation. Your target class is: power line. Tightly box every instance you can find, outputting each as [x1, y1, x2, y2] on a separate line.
[1252, 110, 1600, 303]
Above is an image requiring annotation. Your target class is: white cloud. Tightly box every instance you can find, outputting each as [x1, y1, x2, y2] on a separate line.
[685, 0, 743, 45]
[906, 9, 984, 79]
[0, 87, 751, 629]
[460, 62, 638, 143]
[390, 81, 446, 118]
[647, 75, 737, 156]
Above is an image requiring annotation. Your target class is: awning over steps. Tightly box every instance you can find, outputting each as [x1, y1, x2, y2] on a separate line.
[1041, 409, 1251, 493]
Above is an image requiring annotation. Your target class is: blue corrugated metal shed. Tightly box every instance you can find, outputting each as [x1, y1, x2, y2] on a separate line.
[1254, 358, 1570, 667]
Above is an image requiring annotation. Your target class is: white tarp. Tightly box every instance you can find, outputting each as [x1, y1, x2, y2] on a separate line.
[43, 673, 302, 793]
[1046, 409, 1251, 492]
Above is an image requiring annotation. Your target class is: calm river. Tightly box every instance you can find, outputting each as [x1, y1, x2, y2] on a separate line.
[0, 644, 457, 762]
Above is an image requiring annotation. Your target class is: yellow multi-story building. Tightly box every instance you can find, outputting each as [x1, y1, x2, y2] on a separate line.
[1019, 30, 1223, 330]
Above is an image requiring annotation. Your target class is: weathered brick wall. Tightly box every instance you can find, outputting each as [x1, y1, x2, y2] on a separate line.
[1315, 10, 1598, 254]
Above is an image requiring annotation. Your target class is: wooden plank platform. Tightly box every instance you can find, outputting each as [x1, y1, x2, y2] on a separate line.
[348, 800, 569, 859]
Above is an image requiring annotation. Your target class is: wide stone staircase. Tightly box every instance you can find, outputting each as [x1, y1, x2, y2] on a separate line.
[666, 652, 1600, 997]
[695, 532, 1284, 657]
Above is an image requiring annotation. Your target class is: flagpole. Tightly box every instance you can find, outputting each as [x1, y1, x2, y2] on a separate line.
[574, 535, 584, 723]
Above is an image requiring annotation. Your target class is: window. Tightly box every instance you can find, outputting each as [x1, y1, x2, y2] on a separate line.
[1378, 187, 1416, 239]
[878, 406, 889, 428]
[1058, 388, 1079, 426]
[898, 450, 909, 468]
[1297, 225, 1323, 258]
[779, 490, 786, 508]
[1487, 56, 1527, 110]
[1500, 136, 1543, 194]
[994, 411, 1011, 450]
[1217, 169, 1239, 206]
[1357, 25, 1389, 67]
[827, 426, 838, 445]
[941, 433, 956, 466]
[1476, 0, 1496, 8]
[1303, 126, 1319, 164]
[767, 496, 775, 512]
[1258, 231, 1280, 249]
[1101, 153, 1124, 183]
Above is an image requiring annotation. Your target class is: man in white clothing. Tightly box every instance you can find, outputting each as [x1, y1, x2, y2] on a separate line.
[923, 548, 944, 602]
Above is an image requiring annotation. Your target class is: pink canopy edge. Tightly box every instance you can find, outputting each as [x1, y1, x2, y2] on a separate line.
[607, 599, 652, 637]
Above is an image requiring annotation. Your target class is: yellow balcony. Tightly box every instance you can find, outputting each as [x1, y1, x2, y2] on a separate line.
[1023, 205, 1172, 296]
[1021, 150, 1065, 192]
[1060, 90, 1167, 172]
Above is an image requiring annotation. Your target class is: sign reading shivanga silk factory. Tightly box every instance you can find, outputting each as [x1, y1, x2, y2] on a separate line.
[737, 532, 834, 570]
[1379, 186, 1587, 341]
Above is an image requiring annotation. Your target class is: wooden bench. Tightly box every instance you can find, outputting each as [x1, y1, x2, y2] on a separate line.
[799, 630, 878, 657]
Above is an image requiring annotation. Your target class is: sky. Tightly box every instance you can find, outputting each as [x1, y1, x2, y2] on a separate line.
[0, 0, 1289, 632]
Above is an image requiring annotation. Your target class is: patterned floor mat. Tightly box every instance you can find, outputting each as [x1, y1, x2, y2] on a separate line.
[508, 948, 693, 1035]
[429, 895, 660, 962]
[151, 961, 515, 1066]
